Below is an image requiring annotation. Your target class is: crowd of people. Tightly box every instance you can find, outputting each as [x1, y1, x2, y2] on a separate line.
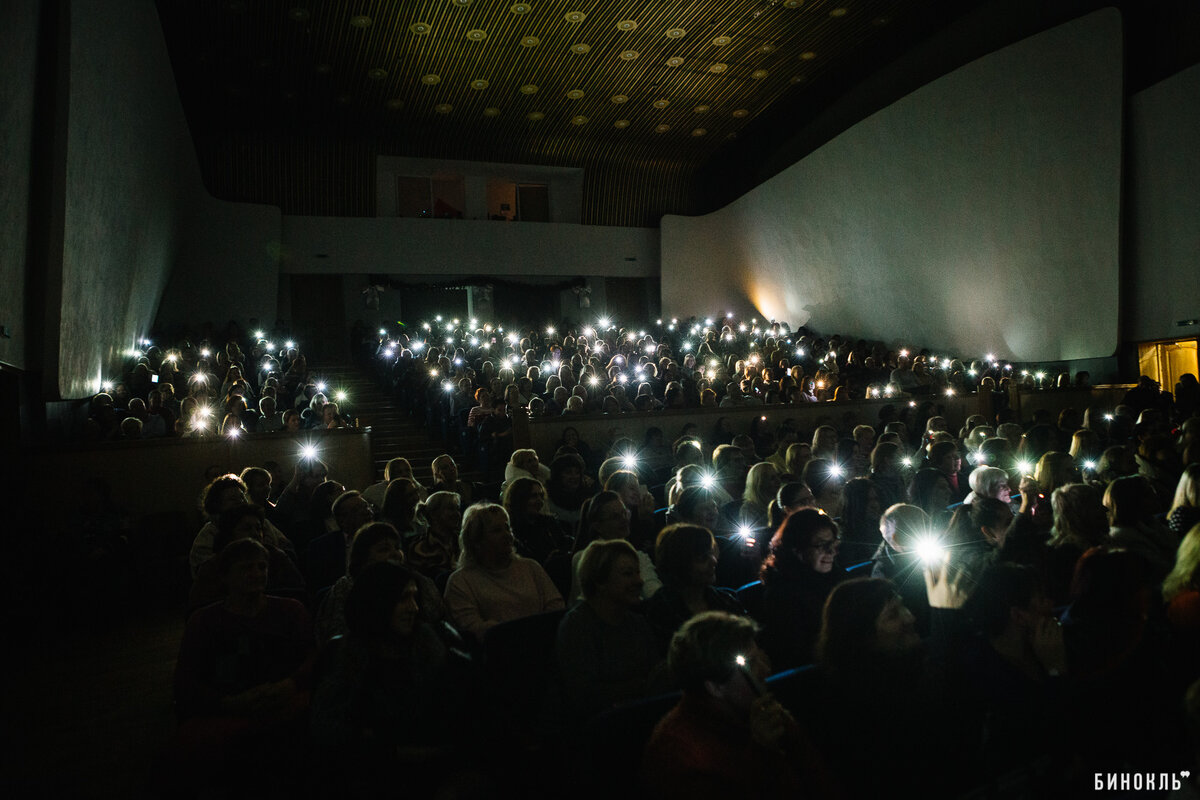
[88, 313, 1200, 796]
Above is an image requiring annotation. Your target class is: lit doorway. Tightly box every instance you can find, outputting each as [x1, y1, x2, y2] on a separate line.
[1137, 338, 1199, 393]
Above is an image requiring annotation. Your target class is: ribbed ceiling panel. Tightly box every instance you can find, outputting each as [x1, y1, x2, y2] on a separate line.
[158, 0, 986, 223]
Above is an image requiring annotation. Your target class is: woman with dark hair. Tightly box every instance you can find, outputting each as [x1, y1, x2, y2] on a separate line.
[502, 476, 572, 565]
[908, 467, 953, 523]
[380, 477, 428, 543]
[643, 524, 745, 650]
[869, 441, 907, 510]
[314, 522, 447, 644]
[310, 561, 470, 787]
[545, 453, 595, 530]
[800, 459, 846, 519]
[758, 508, 845, 669]
[839, 477, 883, 565]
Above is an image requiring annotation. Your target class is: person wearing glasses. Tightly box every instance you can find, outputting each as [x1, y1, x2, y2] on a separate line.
[756, 508, 845, 670]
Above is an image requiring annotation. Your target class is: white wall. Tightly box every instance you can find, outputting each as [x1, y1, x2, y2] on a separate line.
[662, 10, 1122, 364]
[280, 216, 659, 277]
[1128, 63, 1200, 343]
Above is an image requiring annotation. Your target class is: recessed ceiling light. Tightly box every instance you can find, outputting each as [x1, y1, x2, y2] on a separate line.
[652, 98, 670, 109]
[368, 68, 388, 79]
[288, 8, 310, 22]
[409, 22, 431, 35]
[566, 89, 585, 100]
[616, 19, 638, 31]
[470, 79, 489, 90]
[790, 75, 805, 84]
[800, 51, 816, 60]
[619, 50, 639, 61]
[691, 128, 707, 137]
[434, 104, 453, 114]
[466, 29, 488, 41]
[386, 98, 405, 110]
[519, 84, 538, 94]
[520, 36, 540, 47]
[708, 63, 728, 73]
[571, 115, 588, 125]
[570, 43, 590, 54]
[711, 36, 731, 46]
[759, 43, 776, 53]
[564, 11, 586, 23]
[511, 3, 532, 14]
[483, 107, 501, 116]
[751, 69, 768, 79]
[665, 57, 684, 67]
[611, 94, 628, 103]
[830, 7, 848, 17]
[452, 0, 472, 6]
[693, 105, 710, 113]
[655, 124, 670, 133]
[665, 28, 686, 39]
[783, 0, 802, 7]
[422, 74, 441, 85]
[614, 119, 630, 128]
[732, 108, 749, 118]
[350, 15, 372, 28]
[527, 111, 544, 120]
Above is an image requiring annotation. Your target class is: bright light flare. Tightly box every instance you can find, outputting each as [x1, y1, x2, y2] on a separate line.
[300, 444, 319, 460]
[915, 537, 947, 565]
[334, 391, 348, 402]
[1017, 460, 1034, 475]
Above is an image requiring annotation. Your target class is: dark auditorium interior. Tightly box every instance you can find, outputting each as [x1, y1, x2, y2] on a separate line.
[4, 0, 1200, 797]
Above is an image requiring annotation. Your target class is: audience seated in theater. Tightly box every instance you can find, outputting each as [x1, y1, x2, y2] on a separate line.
[406, 491, 462, 578]
[545, 453, 595, 530]
[172, 539, 313, 786]
[757, 508, 844, 670]
[429, 453, 473, 507]
[314, 522, 446, 644]
[641, 611, 834, 799]
[273, 457, 330, 535]
[304, 490, 372, 595]
[502, 476, 572, 565]
[556, 539, 662, 722]
[309, 561, 471, 790]
[362, 456, 426, 511]
[190, 474, 251, 576]
[569, 491, 662, 603]
[443, 503, 564, 643]
[643, 524, 744, 652]
[189, 504, 305, 613]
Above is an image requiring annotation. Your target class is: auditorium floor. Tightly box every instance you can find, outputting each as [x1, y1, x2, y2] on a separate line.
[5, 611, 184, 798]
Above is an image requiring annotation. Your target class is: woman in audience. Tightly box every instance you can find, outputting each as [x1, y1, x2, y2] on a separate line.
[800, 458, 846, 518]
[783, 441, 812, 480]
[730, 462, 782, 534]
[869, 441, 908, 509]
[908, 467, 953, 523]
[1046, 483, 1109, 604]
[643, 524, 744, 650]
[839, 476, 884, 565]
[1103, 475, 1179, 579]
[502, 476, 572, 565]
[1163, 523, 1200, 643]
[407, 491, 462, 578]
[603, 469, 657, 552]
[314, 522, 446, 643]
[758, 508, 845, 669]
[174, 538, 313, 754]
[963, 465, 1012, 506]
[380, 477, 428, 544]
[545, 453, 594, 530]
[556, 540, 661, 722]
[767, 481, 816, 530]
[443, 503, 564, 643]
[188, 504, 305, 613]
[310, 561, 470, 789]
[569, 491, 661, 602]
[189, 473, 251, 576]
